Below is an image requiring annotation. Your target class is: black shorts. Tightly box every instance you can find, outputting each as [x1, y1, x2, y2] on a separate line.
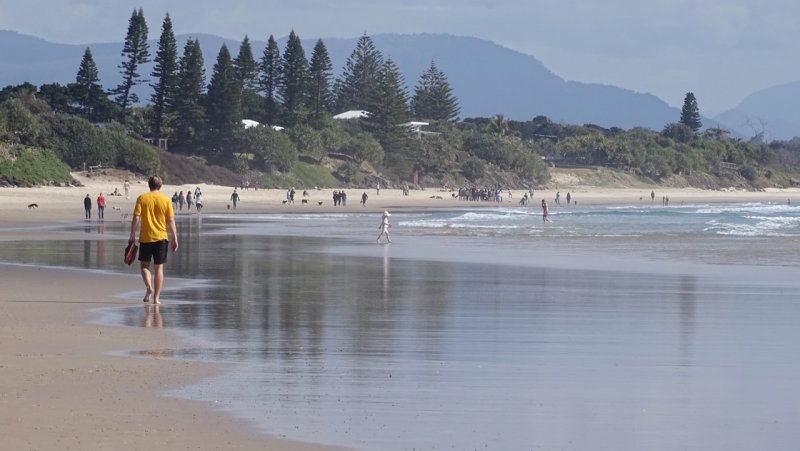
[139, 240, 169, 264]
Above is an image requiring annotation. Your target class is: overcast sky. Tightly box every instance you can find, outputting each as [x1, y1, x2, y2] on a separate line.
[2, 0, 798, 113]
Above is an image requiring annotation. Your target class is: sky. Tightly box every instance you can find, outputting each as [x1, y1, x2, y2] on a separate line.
[2, 0, 799, 114]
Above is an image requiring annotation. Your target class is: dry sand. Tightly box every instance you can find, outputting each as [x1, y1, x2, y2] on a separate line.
[1, 171, 799, 450]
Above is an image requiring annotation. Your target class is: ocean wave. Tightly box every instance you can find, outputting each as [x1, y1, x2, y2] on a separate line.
[704, 219, 793, 236]
[696, 203, 797, 215]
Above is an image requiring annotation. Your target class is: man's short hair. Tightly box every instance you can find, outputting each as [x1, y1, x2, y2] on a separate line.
[148, 176, 163, 190]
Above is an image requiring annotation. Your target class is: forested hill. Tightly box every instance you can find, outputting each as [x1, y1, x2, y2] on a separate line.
[1, 29, 688, 130]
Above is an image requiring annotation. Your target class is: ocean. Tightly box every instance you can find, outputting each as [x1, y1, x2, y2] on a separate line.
[2, 201, 800, 450]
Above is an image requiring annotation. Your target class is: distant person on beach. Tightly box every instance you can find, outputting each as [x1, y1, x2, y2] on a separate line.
[361, 192, 368, 206]
[376, 184, 380, 196]
[377, 211, 393, 244]
[566, 192, 571, 205]
[555, 191, 561, 206]
[651, 190, 655, 202]
[177, 190, 184, 211]
[230, 189, 240, 209]
[195, 192, 203, 212]
[83, 194, 92, 219]
[185, 190, 193, 209]
[124, 180, 130, 197]
[541, 199, 551, 223]
[171, 192, 179, 210]
[129, 176, 178, 305]
[97, 192, 106, 220]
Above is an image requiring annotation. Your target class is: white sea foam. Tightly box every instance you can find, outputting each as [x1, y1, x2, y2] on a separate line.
[696, 203, 796, 215]
[704, 218, 794, 236]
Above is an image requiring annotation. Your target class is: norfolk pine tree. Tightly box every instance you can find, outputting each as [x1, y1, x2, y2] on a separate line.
[411, 60, 460, 122]
[73, 48, 106, 121]
[205, 44, 241, 160]
[366, 58, 413, 173]
[173, 39, 205, 151]
[111, 8, 149, 122]
[149, 13, 179, 140]
[307, 39, 334, 126]
[334, 33, 383, 112]
[259, 35, 283, 125]
[680, 92, 702, 133]
[234, 35, 261, 120]
[279, 30, 309, 127]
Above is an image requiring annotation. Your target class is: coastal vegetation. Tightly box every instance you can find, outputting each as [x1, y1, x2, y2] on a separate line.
[1, 8, 800, 189]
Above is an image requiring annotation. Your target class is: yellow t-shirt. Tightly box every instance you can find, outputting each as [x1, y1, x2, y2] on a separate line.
[133, 191, 174, 243]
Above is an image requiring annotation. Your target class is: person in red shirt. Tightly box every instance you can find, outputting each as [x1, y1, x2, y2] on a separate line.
[96, 192, 106, 220]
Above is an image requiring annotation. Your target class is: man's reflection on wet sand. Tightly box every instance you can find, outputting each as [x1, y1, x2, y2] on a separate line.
[144, 304, 163, 328]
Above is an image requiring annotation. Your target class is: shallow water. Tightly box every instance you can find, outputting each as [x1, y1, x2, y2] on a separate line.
[2, 204, 800, 450]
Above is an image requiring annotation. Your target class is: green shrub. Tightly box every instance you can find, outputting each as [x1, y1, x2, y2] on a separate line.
[333, 161, 362, 183]
[461, 158, 486, 181]
[0, 146, 73, 184]
[740, 164, 758, 181]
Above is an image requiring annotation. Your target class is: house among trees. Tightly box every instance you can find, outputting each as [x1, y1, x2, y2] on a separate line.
[400, 121, 439, 138]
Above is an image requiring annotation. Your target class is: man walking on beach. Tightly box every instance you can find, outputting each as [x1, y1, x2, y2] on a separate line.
[230, 188, 240, 209]
[129, 176, 179, 304]
[83, 194, 92, 219]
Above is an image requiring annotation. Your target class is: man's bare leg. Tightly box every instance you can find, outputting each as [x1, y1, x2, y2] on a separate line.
[152, 263, 164, 305]
[140, 261, 153, 303]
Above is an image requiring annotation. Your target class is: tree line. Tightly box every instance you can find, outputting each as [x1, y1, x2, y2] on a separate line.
[1, 8, 800, 189]
[30, 9, 460, 179]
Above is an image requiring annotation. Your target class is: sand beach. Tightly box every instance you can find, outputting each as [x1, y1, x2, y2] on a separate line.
[2, 172, 800, 450]
[3, 170, 799, 226]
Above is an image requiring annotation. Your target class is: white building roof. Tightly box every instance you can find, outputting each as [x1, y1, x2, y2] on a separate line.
[333, 110, 370, 120]
[242, 119, 284, 131]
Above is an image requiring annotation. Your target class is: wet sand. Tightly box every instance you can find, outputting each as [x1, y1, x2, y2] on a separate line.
[0, 263, 340, 450]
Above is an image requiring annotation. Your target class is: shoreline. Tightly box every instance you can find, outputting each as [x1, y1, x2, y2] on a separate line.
[2, 172, 799, 228]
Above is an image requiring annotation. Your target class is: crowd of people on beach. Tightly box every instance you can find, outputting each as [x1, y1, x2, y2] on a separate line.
[455, 186, 512, 202]
[332, 190, 347, 206]
[169, 187, 204, 212]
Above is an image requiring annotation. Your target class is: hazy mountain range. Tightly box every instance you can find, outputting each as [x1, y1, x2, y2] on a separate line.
[2, 30, 795, 139]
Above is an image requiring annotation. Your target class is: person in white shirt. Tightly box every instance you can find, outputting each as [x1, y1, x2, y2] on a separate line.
[376, 211, 393, 244]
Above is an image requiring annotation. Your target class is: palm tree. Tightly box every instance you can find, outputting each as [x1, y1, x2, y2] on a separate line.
[488, 114, 510, 138]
